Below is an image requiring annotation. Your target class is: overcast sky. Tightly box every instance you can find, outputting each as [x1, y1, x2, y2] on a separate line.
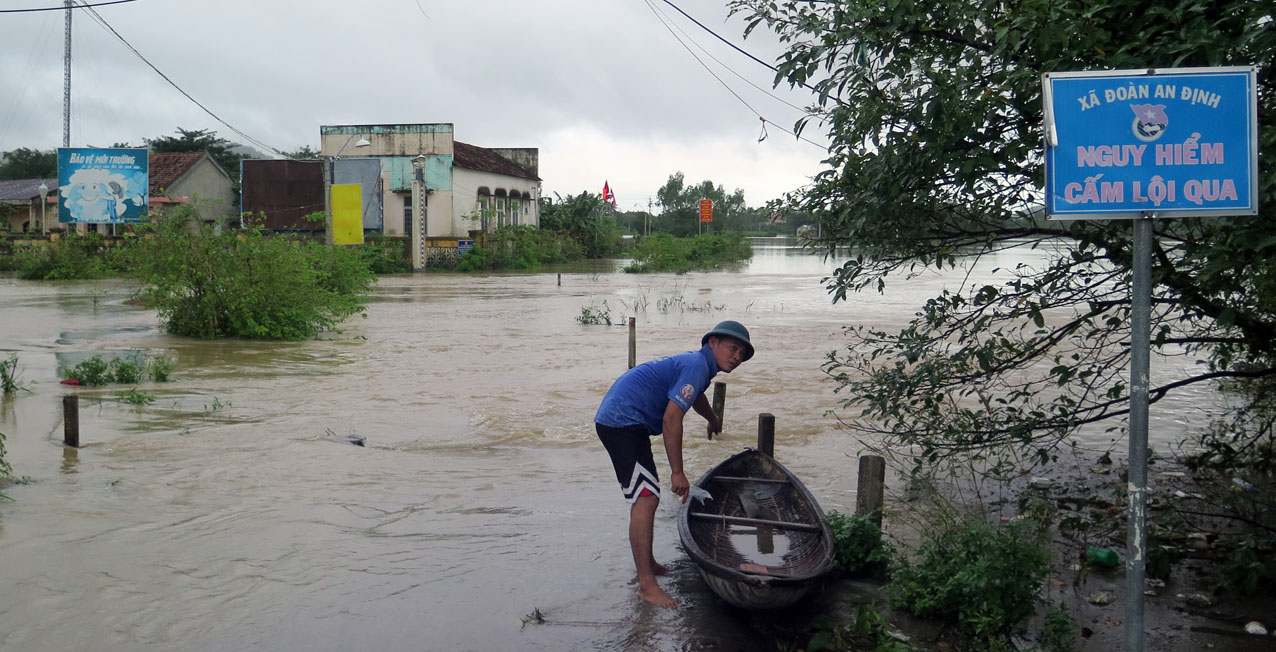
[0, 0, 830, 211]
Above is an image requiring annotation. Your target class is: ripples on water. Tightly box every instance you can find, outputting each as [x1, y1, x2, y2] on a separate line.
[0, 239, 1224, 650]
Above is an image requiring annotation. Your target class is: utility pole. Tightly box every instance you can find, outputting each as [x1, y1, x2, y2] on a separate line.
[63, 0, 72, 147]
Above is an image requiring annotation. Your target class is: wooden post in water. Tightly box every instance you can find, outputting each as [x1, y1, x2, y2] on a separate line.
[757, 413, 774, 457]
[711, 382, 725, 430]
[557, 273, 561, 286]
[628, 317, 636, 369]
[856, 455, 886, 527]
[63, 394, 80, 448]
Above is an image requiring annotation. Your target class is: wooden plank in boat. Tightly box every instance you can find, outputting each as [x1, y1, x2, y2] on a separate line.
[709, 475, 790, 484]
[689, 512, 820, 532]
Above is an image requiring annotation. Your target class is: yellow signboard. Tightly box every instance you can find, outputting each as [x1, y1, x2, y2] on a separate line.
[331, 183, 364, 245]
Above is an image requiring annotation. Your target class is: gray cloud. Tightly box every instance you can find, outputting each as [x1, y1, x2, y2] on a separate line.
[1, 0, 826, 206]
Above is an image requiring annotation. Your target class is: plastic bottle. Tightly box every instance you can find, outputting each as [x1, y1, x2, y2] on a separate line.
[1085, 547, 1120, 568]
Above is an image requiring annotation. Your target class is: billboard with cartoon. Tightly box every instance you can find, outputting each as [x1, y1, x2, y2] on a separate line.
[57, 148, 149, 223]
[1043, 67, 1257, 219]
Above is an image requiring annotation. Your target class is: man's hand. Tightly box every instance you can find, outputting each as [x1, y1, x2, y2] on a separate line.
[706, 418, 722, 441]
[671, 470, 689, 503]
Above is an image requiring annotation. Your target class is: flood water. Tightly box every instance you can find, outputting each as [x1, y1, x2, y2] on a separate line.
[0, 238, 1221, 651]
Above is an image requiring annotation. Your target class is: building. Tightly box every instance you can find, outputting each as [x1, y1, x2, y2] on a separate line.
[318, 123, 540, 239]
[147, 151, 237, 225]
[0, 178, 56, 233]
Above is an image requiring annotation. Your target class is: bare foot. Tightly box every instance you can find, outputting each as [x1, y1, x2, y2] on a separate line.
[636, 583, 680, 608]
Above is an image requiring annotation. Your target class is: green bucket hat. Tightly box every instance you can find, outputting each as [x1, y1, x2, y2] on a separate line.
[702, 320, 754, 361]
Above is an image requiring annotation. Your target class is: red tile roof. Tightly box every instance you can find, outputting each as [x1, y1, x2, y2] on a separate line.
[148, 152, 205, 195]
[453, 141, 539, 181]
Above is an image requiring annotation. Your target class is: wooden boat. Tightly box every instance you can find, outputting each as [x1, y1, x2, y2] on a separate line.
[677, 448, 835, 610]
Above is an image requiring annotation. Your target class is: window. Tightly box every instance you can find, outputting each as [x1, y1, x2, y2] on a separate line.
[402, 193, 427, 236]
[402, 194, 412, 236]
[509, 198, 520, 226]
[495, 198, 506, 229]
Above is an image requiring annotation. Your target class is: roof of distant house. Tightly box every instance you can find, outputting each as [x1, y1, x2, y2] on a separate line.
[148, 152, 207, 195]
[0, 178, 57, 202]
[452, 141, 539, 181]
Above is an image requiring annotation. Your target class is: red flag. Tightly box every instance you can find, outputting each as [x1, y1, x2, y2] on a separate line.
[602, 180, 617, 207]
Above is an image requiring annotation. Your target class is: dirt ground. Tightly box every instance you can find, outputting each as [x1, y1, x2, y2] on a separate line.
[779, 449, 1276, 651]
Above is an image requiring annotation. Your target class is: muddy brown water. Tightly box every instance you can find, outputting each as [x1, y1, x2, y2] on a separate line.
[0, 239, 1231, 651]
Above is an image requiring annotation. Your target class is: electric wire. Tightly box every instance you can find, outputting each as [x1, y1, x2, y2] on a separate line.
[641, 0, 827, 150]
[653, 1, 808, 114]
[0, 11, 58, 147]
[656, 0, 820, 96]
[75, 0, 286, 157]
[0, 0, 142, 13]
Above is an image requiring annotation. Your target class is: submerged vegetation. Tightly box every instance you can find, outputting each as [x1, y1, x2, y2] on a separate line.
[61, 351, 173, 387]
[623, 232, 753, 274]
[131, 206, 376, 340]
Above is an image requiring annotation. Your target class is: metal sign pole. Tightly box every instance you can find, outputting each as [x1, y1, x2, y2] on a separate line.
[1124, 214, 1153, 652]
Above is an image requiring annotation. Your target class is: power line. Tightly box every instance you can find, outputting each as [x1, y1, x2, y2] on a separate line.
[641, 0, 827, 149]
[656, 0, 821, 96]
[76, 1, 286, 157]
[0, 0, 141, 13]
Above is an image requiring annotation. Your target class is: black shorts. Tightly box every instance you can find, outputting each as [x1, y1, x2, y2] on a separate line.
[596, 423, 660, 503]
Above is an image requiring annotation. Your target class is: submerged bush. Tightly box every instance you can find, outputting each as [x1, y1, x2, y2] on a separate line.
[890, 521, 1050, 645]
[16, 233, 121, 280]
[62, 351, 172, 386]
[131, 207, 376, 339]
[622, 232, 753, 273]
[457, 225, 584, 271]
[827, 510, 891, 577]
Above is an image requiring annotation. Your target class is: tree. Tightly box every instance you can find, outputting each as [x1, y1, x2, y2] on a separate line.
[730, 1, 1276, 476]
[0, 148, 56, 181]
[146, 128, 244, 180]
[285, 145, 319, 160]
[538, 192, 622, 258]
[653, 172, 753, 236]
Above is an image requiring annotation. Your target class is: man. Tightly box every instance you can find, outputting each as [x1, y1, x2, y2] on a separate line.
[594, 320, 755, 608]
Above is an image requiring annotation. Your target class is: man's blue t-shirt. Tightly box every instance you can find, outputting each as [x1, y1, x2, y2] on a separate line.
[595, 344, 719, 435]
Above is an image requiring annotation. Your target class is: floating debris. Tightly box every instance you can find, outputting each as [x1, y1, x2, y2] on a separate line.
[325, 428, 366, 447]
[1086, 591, 1117, 606]
[1179, 592, 1215, 608]
[689, 486, 713, 505]
[520, 607, 546, 628]
[1244, 621, 1268, 636]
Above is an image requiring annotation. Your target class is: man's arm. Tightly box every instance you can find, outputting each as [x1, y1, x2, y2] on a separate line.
[691, 393, 721, 440]
[662, 400, 689, 502]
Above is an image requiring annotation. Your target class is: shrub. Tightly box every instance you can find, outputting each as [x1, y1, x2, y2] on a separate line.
[1, 353, 32, 393]
[130, 207, 376, 340]
[889, 521, 1050, 645]
[66, 355, 112, 386]
[109, 354, 144, 384]
[827, 510, 891, 576]
[16, 233, 116, 280]
[458, 225, 584, 271]
[622, 232, 753, 273]
[1038, 602, 1079, 652]
[147, 356, 173, 382]
[62, 351, 173, 386]
[360, 236, 412, 274]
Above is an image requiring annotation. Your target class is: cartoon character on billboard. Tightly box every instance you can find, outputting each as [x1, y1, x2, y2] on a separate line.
[60, 168, 146, 222]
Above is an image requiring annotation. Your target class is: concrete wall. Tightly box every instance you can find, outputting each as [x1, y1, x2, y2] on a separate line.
[453, 167, 540, 233]
[167, 157, 237, 222]
[320, 124, 458, 237]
